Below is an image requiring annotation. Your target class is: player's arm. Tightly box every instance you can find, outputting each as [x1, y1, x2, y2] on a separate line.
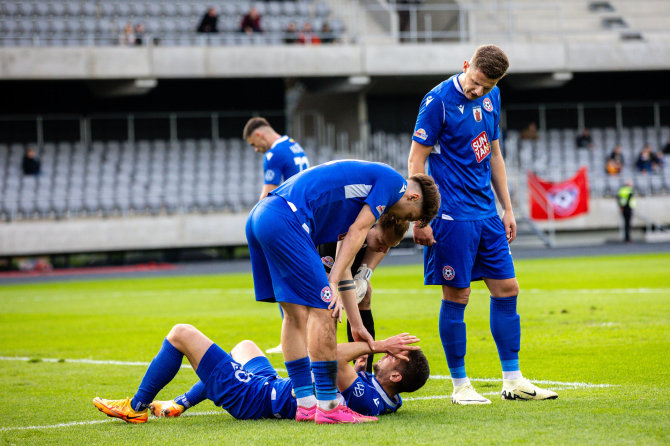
[259, 184, 278, 201]
[352, 248, 386, 304]
[489, 139, 517, 243]
[336, 334, 421, 391]
[408, 140, 436, 246]
[328, 205, 377, 348]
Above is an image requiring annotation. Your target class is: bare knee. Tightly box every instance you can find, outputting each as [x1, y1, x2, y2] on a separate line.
[231, 340, 264, 364]
[488, 278, 519, 297]
[442, 286, 471, 305]
[166, 324, 196, 349]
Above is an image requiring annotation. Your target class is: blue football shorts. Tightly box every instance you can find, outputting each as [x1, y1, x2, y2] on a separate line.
[196, 344, 296, 420]
[246, 195, 332, 309]
[423, 215, 515, 288]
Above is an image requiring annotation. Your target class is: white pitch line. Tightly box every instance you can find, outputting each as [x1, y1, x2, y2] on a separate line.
[374, 287, 670, 295]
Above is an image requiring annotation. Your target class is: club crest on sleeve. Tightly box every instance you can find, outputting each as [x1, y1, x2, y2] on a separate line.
[320, 286, 332, 303]
[483, 97, 493, 112]
[321, 256, 334, 269]
[376, 205, 386, 215]
[265, 170, 275, 181]
[472, 106, 482, 122]
[414, 128, 428, 140]
[442, 265, 455, 281]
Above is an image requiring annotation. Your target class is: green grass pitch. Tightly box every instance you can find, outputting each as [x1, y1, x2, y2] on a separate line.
[1, 253, 669, 445]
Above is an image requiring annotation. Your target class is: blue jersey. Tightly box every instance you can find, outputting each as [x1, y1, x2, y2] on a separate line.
[341, 372, 402, 416]
[270, 160, 407, 245]
[263, 135, 309, 185]
[412, 74, 501, 221]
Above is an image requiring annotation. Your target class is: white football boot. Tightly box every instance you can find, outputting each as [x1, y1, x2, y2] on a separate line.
[501, 378, 558, 400]
[451, 383, 492, 405]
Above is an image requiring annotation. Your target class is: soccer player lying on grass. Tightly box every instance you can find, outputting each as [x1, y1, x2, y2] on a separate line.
[92, 324, 429, 423]
[318, 215, 411, 373]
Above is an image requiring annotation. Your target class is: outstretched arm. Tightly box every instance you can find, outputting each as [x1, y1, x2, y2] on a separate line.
[336, 333, 420, 391]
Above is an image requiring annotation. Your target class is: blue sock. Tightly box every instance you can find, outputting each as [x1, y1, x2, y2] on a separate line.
[285, 357, 314, 399]
[490, 296, 521, 372]
[175, 380, 206, 410]
[131, 339, 184, 411]
[439, 300, 468, 379]
[311, 360, 338, 402]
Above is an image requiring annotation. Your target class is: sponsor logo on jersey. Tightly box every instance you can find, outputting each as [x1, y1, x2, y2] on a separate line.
[471, 131, 491, 163]
[266, 152, 273, 160]
[353, 382, 366, 397]
[376, 205, 386, 215]
[265, 170, 275, 181]
[483, 97, 493, 112]
[413, 128, 428, 140]
[426, 96, 434, 106]
[398, 183, 407, 194]
[458, 104, 465, 114]
[373, 398, 380, 406]
[321, 256, 334, 269]
[320, 286, 332, 303]
[442, 265, 455, 281]
[473, 106, 483, 122]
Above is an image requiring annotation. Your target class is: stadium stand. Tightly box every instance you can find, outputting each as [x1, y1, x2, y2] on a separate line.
[0, 0, 344, 47]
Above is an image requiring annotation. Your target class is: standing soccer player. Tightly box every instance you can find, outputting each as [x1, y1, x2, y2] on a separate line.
[408, 45, 557, 404]
[244, 116, 310, 353]
[246, 160, 440, 423]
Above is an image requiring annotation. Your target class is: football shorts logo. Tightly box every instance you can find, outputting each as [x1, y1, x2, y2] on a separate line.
[321, 256, 334, 269]
[442, 265, 455, 281]
[264, 170, 275, 181]
[483, 97, 493, 112]
[353, 382, 366, 397]
[473, 106, 483, 122]
[413, 128, 428, 140]
[320, 286, 332, 303]
[471, 131, 491, 163]
[376, 205, 386, 215]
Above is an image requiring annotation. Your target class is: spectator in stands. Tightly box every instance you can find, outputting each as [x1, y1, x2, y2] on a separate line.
[240, 6, 262, 35]
[22, 147, 41, 176]
[119, 23, 135, 46]
[636, 143, 654, 173]
[320, 21, 336, 44]
[284, 22, 299, 44]
[134, 23, 145, 46]
[519, 122, 539, 141]
[605, 145, 624, 176]
[298, 22, 321, 45]
[652, 149, 664, 171]
[663, 136, 670, 155]
[576, 128, 594, 149]
[197, 7, 219, 33]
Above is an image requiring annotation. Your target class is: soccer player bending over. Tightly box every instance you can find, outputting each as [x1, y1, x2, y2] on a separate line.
[408, 44, 557, 404]
[92, 324, 429, 423]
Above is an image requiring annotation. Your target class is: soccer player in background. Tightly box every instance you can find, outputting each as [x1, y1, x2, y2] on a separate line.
[92, 324, 429, 423]
[408, 44, 557, 404]
[319, 215, 411, 373]
[246, 160, 440, 423]
[243, 116, 310, 354]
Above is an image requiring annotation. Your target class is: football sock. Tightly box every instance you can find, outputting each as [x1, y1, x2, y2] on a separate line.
[347, 310, 376, 374]
[312, 360, 338, 410]
[175, 380, 206, 410]
[285, 356, 315, 407]
[490, 296, 521, 378]
[439, 299, 468, 385]
[131, 339, 183, 411]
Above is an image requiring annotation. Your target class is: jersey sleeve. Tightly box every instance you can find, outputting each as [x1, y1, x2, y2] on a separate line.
[364, 174, 407, 220]
[412, 92, 444, 147]
[491, 88, 501, 141]
[263, 152, 283, 185]
[340, 375, 383, 416]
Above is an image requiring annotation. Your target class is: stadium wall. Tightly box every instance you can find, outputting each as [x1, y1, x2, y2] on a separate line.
[2, 41, 670, 80]
[1, 196, 669, 257]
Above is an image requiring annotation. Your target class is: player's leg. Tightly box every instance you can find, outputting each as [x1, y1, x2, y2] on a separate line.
[478, 216, 556, 400]
[347, 285, 375, 373]
[265, 305, 284, 354]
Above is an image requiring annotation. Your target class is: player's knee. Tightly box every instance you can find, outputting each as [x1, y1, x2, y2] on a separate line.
[443, 287, 470, 305]
[167, 324, 196, 344]
[507, 279, 520, 296]
[231, 340, 261, 359]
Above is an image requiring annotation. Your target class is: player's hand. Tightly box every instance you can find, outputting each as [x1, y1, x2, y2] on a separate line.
[502, 210, 517, 244]
[353, 264, 372, 304]
[353, 356, 368, 373]
[327, 282, 343, 322]
[351, 325, 375, 351]
[382, 333, 421, 361]
[413, 224, 436, 246]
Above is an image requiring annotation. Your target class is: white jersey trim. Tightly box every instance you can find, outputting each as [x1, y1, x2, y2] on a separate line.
[270, 135, 289, 150]
[452, 74, 464, 94]
[371, 376, 400, 408]
[344, 184, 372, 199]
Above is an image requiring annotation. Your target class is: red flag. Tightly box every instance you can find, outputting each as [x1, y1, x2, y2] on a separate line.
[528, 167, 589, 220]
